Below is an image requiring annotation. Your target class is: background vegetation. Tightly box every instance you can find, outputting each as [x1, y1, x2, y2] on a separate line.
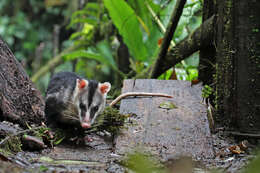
[0, 0, 202, 93]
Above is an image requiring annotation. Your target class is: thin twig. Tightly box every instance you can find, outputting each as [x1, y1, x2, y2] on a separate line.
[145, 2, 176, 47]
[109, 92, 173, 107]
[31, 45, 78, 82]
[0, 126, 45, 146]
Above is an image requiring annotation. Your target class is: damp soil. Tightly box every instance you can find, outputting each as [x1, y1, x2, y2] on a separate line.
[0, 130, 255, 173]
[0, 79, 257, 172]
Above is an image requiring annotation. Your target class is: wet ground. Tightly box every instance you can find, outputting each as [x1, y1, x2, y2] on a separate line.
[0, 80, 256, 172]
[1, 131, 253, 173]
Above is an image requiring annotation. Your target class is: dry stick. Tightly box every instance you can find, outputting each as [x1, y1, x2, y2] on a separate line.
[31, 45, 78, 83]
[150, 0, 187, 78]
[146, 2, 175, 47]
[0, 126, 44, 146]
[50, 24, 61, 77]
[109, 92, 173, 107]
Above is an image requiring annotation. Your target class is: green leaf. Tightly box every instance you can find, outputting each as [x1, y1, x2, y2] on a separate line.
[128, 0, 162, 63]
[243, 152, 260, 173]
[104, 0, 147, 61]
[54, 136, 65, 145]
[63, 47, 120, 74]
[96, 40, 117, 69]
[63, 49, 105, 62]
[39, 165, 48, 172]
[158, 68, 173, 80]
[159, 101, 177, 109]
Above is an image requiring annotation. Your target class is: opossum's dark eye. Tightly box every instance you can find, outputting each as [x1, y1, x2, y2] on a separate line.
[79, 103, 86, 110]
[93, 106, 99, 112]
[90, 105, 99, 119]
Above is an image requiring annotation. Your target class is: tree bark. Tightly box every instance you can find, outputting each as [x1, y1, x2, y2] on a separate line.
[198, 0, 216, 85]
[215, 0, 260, 133]
[0, 38, 45, 127]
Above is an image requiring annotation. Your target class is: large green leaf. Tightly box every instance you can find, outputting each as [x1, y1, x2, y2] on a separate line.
[104, 0, 147, 61]
[96, 40, 117, 69]
[63, 49, 105, 62]
[63, 46, 123, 76]
[128, 0, 162, 64]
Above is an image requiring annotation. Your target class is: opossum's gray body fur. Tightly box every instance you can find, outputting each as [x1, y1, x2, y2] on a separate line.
[45, 72, 111, 129]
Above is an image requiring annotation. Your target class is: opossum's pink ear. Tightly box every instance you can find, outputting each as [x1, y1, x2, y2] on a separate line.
[77, 79, 88, 89]
[99, 82, 111, 94]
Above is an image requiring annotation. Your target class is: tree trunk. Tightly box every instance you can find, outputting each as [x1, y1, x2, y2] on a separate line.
[198, 0, 216, 85]
[215, 0, 260, 134]
[0, 38, 45, 127]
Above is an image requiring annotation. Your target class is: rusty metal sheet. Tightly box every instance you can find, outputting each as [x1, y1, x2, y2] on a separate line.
[116, 79, 214, 161]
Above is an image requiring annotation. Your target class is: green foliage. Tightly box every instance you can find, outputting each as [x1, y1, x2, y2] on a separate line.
[39, 165, 49, 172]
[123, 151, 166, 173]
[159, 53, 199, 80]
[65, 1, 121, 82]
[202, 85, 213, 98]
[104, 0, 148, 61]
[30, 125, 65, 146]
[0, 0, 72, 77]
[0, 136, 22, 153]
[159, 101, 177, 109]
[65, 0, 202, 84]
[94, 106, 127, 135]
[243, 152, 260, 173]
[1, 0, 202, 92]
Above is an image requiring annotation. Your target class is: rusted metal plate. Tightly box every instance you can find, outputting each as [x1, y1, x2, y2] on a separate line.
[116, 79, 214, 161]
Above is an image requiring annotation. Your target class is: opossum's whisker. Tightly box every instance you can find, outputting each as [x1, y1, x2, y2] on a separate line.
[62, 109, 77, 114]
[62, 115, 78, 121]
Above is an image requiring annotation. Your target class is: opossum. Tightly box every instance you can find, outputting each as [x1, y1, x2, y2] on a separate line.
[45, 72, 111, 129]
[45, 72, 173, 130]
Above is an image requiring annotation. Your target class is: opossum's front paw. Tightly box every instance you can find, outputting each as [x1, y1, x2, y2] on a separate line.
[84, 135, 93, 142]
[69, 135, 93, 145]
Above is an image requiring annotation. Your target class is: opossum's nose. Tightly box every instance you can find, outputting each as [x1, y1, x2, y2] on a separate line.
[81, 115, 91, 128]
[81, 122, 91, 128]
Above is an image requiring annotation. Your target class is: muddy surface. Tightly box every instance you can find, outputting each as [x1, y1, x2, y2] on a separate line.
[0, 80, 255, 173]
[7, 133, 123, 173]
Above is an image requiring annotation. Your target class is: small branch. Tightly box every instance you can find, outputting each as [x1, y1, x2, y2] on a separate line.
[32, 42, 45, 73]
[146, 3, 166, 33]
[0, 126, 45, 146]
[31, 45, 78, 83]
[50, 24, 61, 77]
[109, 92, 173, 107]
[150, 0, 187, 78]
[150, 15, 215, 78]
[225, 131, 260, 138]
[146, 2, 176, 47]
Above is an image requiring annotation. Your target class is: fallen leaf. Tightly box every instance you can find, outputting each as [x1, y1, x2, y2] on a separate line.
[229, 145, 244, 154]
[159, 101, 177, 109]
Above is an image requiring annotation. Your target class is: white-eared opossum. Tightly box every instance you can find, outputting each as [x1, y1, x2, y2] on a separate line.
[45, 72, 172, 130]
[45, 72, 111, 129]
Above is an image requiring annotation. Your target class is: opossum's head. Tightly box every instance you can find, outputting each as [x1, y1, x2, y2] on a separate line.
[75, 79, 111, 129]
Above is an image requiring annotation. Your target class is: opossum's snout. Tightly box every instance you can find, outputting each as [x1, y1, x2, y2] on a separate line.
[81, 114, 91, 129]
[81, 122, 91, 128]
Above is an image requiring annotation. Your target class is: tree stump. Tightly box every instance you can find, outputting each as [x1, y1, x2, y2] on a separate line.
[0, 38, 45, 127]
